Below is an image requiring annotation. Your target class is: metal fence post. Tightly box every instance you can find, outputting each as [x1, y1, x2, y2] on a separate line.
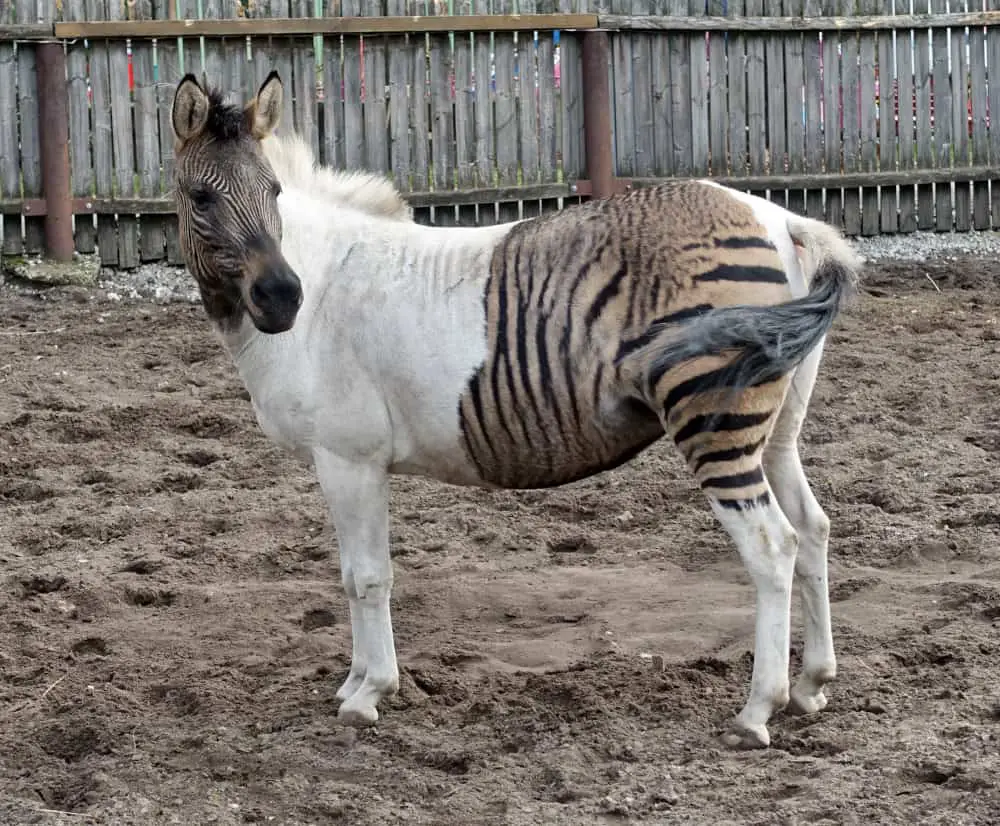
[581, 29, 615, 200]
[36, 40, 75, 262]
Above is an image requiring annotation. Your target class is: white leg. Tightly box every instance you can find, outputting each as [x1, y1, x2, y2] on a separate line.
[711, 492, 798, 749]
[314, 449, 399, 726]
[764, 344, 837, 715]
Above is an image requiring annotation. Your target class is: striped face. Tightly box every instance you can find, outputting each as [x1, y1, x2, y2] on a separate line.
[457, 181, 794, 500]
[171, 72, 302, 335]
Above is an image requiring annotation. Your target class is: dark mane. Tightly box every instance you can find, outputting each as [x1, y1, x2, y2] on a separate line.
[204, 85, 249, 141]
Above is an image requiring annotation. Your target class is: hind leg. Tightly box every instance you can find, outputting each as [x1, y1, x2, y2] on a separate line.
[763, 344, 837, 715]
[707, 489, 799, 749]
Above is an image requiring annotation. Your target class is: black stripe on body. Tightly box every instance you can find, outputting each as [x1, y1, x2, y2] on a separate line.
[693, 436, 768, 472]
[694, 264, 788, 285]
[715, 492, 773, 510]
[714, 236, 778, 251]
[701, 466, 766, 490]
[673, 410, 773, 447]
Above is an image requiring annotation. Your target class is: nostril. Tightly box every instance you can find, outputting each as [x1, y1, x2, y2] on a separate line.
[250, 280, 268, 307]
[250, 273, 301, 309]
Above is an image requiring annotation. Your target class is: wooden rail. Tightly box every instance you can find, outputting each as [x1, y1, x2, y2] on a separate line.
[599, 11, 1000, 32]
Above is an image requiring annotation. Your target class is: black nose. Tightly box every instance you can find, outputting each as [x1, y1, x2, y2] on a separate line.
[250, 270, 302, 310]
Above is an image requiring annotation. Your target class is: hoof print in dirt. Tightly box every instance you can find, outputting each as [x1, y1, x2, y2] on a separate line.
[16, 573, 68, 598]
[301, 607, 338, 631]
[71, 636, 111, 658]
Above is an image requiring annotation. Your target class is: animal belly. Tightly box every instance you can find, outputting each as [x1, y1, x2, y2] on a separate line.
[458, 390, 664, 489]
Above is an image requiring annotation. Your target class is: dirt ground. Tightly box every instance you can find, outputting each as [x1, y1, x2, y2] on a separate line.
[1, 254, 999, 826]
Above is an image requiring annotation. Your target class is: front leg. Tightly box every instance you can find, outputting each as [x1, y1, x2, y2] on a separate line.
[314, 449, 399, 726]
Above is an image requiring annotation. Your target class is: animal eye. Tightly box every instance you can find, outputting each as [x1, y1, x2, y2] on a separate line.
[189, 187, 216, 210]
[271, 181, 282, 198]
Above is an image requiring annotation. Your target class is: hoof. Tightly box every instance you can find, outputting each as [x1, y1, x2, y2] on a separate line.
[788, 686, 828, 716]
[719, 719, 770, 750]
[337, 700, 379, 727]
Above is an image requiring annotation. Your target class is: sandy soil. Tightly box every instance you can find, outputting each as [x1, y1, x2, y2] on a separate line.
[1, 255, 999, 826]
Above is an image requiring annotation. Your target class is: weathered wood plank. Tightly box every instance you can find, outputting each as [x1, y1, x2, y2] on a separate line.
[321, 4, 345, 170]
[969, 3, 990, 229]
[858, 0, 879, 236]
[988, 0, 1000, 228]
[0, 29, 19, 254]
[453, 3, 477, 190]
[688, 0, 710, 181]
[914, 0, 935, 228]
[726, 0, 747, 180]
[950, 0, 971, 231]
[409, 2, 431, 193]
[342, 1, 365, 171]
[667, 0, 692, 176]
[840, 0, 861, 236]
[876, 0, 898, 233]
[704, 0, 726, 177]
[85, 0, 116, 265]
[896, 3, 917, 232]
[66, 0, 95, 254]
[15, 1, 44, 254]
[822, 0, 843, 228]
[536, 13, 558, 184]
[517, 0, 541, 186]
[783, 0, 805, 215]
[153, 0, 184, 265]
[290, 0, 319, 157]
[495, 0, 520, 221]
[931, 0, 953, 231]
[764, 0, 788, 207]
[109, 0, 139, 268]
[745, 0, 767, 190]
[429, 28, 455, 195]
[597, 10, 1000, 31]
[802, 0, 824, 218]
[558, 0, 585, 181]
[132, 0, 165, 262]
[610, 0, 635, 176]
[385, 0, 411, 190]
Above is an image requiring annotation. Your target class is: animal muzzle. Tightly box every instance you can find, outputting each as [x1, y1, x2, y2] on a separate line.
[246, 260, 303, 335]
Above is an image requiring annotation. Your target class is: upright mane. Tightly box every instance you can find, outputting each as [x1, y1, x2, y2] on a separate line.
[261, 132, 414, 223]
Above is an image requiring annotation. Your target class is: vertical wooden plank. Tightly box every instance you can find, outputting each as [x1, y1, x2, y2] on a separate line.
[896, 0, 917, 232]
[85, 0, 115, 265]
[688, 0, 710, 182]
[726, 0, 747, 180]
[473, 0, 496, 190]
[321, 3, 345, 169]
[290, 0, 319, 156]
[495, 0, 520, 221]
[784, 0, 806, 215]
[517, 0, 541, 194]
[802, 0, 823, 218]
[429, 29, 454, 197]
[668, 0, 693, 177]
[453, 0, 478, 194]
[558, 0, 585, 182]
[66, 0, 95, 254]
[610, 0, 636, 177]
[707, 0, 728, 177]
[821, 0, 842, 228]
[839, 0, 861, 236]
[154, 0, 184, 264]
[876, 0, 898, 233]
[0, 1, 21, 254]
[764, 0, 788, 207]
[409, 1, 431, 192]
[361, 1, 389, 175]
[15, 1, 44, 254]
[342, 0, 365, 170]
[111, 0, 139, 268]
[950, 0, 971, 232]
[536, 7, 558, 185]
[745, 0, 767, 195]
[931, 0, 953, 231]
[132, 0, 165, 262]
[969, 2, 990, 229]
[385, 0, 411, 190]
[987, 0, 1000, 228]
[858, 0, 879, 236]
[914, 0, 935, 228]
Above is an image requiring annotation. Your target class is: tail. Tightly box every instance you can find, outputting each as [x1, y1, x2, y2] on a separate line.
[622, 213, 862, 397]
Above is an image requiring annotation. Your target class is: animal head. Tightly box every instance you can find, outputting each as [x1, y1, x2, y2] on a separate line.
[171, 71, 302, 335]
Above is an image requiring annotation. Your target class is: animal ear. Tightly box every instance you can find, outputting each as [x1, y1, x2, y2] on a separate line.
[247, 70, 283, 140]
[172, 73, 210, 143]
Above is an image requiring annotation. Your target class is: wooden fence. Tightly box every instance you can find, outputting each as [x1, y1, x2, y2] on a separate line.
[3, 2, 1000, 270]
